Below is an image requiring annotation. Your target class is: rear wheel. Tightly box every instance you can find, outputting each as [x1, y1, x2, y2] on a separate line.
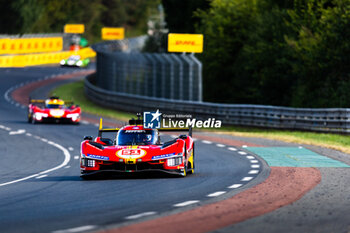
[27, 109, 32, 123]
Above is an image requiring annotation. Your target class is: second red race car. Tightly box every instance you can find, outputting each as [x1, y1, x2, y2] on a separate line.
[80, 115, 195, 178]
[28, 96, 81, 124]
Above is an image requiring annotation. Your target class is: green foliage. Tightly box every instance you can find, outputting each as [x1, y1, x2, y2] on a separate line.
[0, 0, 159, 42]
[196, 0, 350, 107]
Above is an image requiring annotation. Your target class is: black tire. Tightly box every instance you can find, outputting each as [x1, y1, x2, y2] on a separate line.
[27, 109, 32, 123]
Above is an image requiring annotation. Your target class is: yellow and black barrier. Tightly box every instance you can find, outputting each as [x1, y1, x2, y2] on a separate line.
[0, 47, 96, 67]
[0, 37, 63, 55]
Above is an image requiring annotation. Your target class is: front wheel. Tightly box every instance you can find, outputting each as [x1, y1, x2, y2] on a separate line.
[187, 144, 195, 174]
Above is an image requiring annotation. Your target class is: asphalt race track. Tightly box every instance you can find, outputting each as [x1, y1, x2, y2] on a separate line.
[0, 67, 267, 233]
[1, 66, 350, 233]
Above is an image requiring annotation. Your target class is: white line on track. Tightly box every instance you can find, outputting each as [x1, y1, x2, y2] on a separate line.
[170, 135, 178, 138]
[248, 170, 259, 174]
[4, 86, 14, 102]
[41, 138, 48, 142]
[246, 155, 255, 159]
[36, 175, 48, 179]
[250, 160, 259, 163]
[201, 140, 212, 144]
[238, 151, 247, 155]
[207, 191, 226, 197]
[228, 184, 242, 189]
[52, 225, 97, 233]
[0, 137, 71, 187]
[216, 144, 225, 147]
[94, 124, 99, 127]
[74, 156, 80, 160]
[241, 177, 253, 182]
[68, 147, 74, 151]
[173, 200, 199, 207]
[242, 145, 248, 148]
[26, 133, 32, 136]
[4, 127, 11, 131]
[9, 129, 26, 135]
[81, 120, 89, 125]
[251, 164, 260, 168]
[125, 211, 157, 220]
[65, 166, 71, 169]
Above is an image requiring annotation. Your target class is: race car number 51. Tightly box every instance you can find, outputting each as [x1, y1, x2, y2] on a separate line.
[116, 149, 146, 159]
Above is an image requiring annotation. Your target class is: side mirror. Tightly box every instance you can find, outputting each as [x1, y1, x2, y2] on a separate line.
[84, 136, 93, 141]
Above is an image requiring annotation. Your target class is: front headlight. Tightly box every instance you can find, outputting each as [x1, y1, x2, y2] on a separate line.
[67, 113, 80, 121]
[167, 157, 182, 166]
[34, 112, 48, 120]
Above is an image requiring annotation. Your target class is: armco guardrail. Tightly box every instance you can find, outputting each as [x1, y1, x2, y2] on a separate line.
[85, 74, 350, 133]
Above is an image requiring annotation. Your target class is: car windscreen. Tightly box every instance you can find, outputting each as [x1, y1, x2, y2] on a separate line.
[117, 130, 157, 145]
[68, 56, 80, 61]
[46, 104, 65, 109]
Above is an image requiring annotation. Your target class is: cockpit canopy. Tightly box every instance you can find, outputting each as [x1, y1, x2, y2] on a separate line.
[116, 129, 158, 146]
[68, 55, 81, 61]
[45, 98, 65, 109]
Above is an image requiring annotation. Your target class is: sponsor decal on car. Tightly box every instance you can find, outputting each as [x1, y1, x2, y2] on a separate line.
[152, 153, 176, 160]
[116, 148, 147, 159]
[87, 154, 110, 160]
[50, 109, 65, 117]
[125, 130, 146, 133]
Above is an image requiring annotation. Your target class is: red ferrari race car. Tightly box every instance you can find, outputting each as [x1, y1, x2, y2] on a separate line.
[28, 96, 81, 124]
[80, 116, 195, 178]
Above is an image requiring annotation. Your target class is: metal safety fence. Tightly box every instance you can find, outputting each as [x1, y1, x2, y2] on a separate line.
[85, 74, 350, 133]
[92, 37, 202, 101]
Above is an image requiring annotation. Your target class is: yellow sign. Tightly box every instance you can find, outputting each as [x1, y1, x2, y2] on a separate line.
[102, 27, 125, 40]
[64, 24, 85, 34]
[168, 33, 203, 53]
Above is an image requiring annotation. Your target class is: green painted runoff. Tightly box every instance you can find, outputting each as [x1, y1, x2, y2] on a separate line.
[246, 147, 350, 167]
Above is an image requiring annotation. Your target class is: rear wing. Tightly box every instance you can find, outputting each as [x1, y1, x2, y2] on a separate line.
[29, 99, 45, 104]
[98, 118, 119, 137]
[158, 127, 192, 137]
[29, 98, 75, 106]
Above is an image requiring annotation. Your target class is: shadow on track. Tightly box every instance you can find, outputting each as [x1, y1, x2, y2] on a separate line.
[33, 172, 186, 182]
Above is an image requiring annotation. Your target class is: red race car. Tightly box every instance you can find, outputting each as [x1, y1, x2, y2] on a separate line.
[28, 96, 81, 124]
[80, 116, 195, 178]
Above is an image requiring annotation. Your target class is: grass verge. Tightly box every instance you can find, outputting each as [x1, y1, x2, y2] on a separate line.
[51, 80, 133, 121]
[52, 80, 350, 154]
